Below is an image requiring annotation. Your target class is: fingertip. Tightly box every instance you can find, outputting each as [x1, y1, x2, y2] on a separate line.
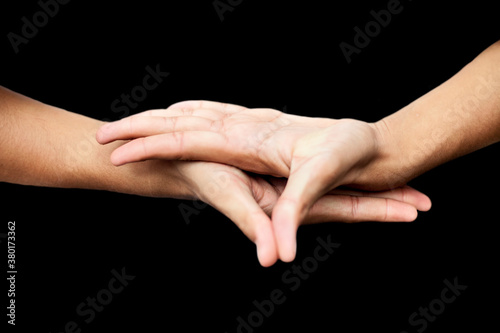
[96, 124, 110, 145]
[255, 227, 278, 267]
[402, 186, 432, 212]
[256, 244, 278, 267]
[388, 201, 419, 222]
[272, 202, 299, 263]
[420, 196, 432, 212]
[279, 244, 297, 263]
[413, 194, 431, 212]
[396, 203, 419, 222]
[405, 207, 419, 222]
[109, 149, 126, 166]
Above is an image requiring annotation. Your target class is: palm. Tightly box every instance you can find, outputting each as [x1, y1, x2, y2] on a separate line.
[205, 109, 337, 176]
[99, 104, 356, 179]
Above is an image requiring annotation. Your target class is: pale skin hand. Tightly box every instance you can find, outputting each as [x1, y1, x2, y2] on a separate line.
[97, 40, 500, 262]
[0, 85, 430, 267]
[97, 103, 431, 262]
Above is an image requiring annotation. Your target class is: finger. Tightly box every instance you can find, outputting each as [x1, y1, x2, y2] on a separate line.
[272, 160, 336, 262]
[109, 132, 230, 166]
[327, 186, 432, 212]
[271, 196, 302, 262]
[205, 182, 278, 267]
[167, 100, 248, 115]
[266, 179, 431, 212]
[132, 107, 230, 120]
[97, 116, 215, 144]
[304, 195, 418, 224]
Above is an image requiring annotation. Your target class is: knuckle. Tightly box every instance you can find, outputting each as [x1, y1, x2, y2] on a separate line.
[172, 132, 185, 156]
[349, 196, 360, 220]
[139, 137, 148, 158]
[209, 119, 223, 131]
[167, 116, 178, 132]
[383, 198, 389, 221]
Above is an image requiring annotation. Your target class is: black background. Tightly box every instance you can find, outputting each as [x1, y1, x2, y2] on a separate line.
[1, 0, 499, 332]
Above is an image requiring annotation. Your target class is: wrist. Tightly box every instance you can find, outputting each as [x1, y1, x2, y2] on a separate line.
[93, 149, 196, 199]
[85, 121, 195, 198]
[173, 161, 227, 205]
[348, 119, 409, 191]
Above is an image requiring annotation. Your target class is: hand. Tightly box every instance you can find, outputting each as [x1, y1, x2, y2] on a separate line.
[171, 161, 430, 266]
[97, 101, 431, 261]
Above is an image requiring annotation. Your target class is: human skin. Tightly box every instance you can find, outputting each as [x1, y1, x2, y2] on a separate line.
[0, 86, 431, 266]
[97, 40, 500, 262]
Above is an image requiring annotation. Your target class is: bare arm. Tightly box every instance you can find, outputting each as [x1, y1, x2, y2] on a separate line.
[0, 86, 191, 197]
[367, 40, 500, 188]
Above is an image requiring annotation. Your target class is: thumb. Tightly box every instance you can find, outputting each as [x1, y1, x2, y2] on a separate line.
[272, 160, 338, 262]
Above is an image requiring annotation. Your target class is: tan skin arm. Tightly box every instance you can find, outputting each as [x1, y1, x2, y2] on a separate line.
[0, 86, 191, 198]
[367, 40, 500, 188]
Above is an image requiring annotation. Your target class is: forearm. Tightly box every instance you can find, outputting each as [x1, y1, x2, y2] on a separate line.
[366, 41, 500, 188]
[0, 86, 192, 198]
